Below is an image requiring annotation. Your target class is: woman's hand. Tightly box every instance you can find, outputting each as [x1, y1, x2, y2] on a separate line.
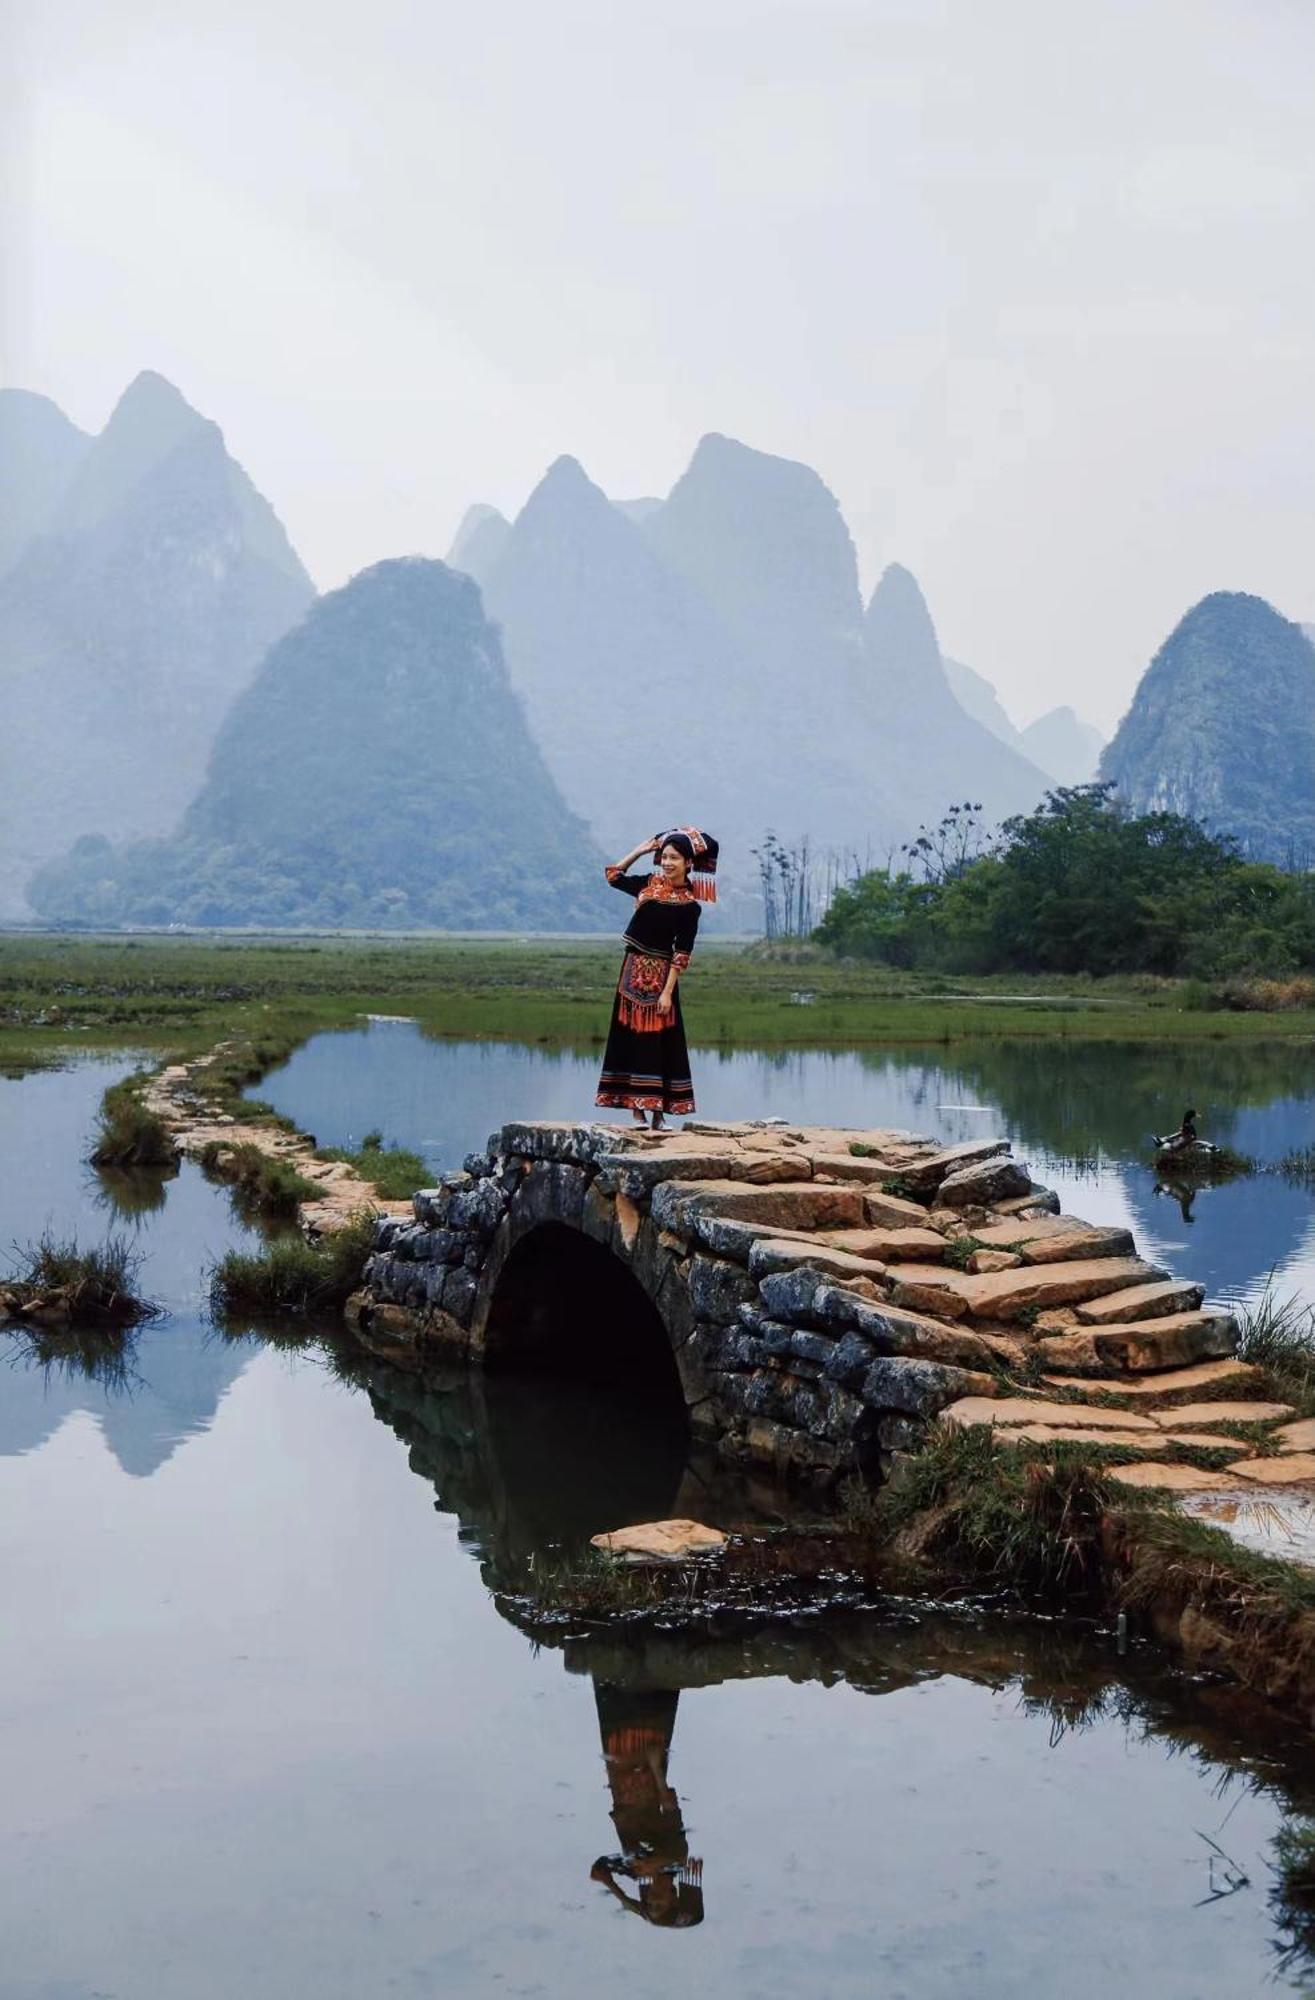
[657, 983, 676, 1017]
[615, 837, 660, 871]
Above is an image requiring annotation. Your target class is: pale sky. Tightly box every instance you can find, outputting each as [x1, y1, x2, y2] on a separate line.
[3, 0, 1313, 732]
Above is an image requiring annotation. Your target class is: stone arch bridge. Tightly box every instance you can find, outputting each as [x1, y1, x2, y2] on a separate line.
[347, 1120, 1242, 1485]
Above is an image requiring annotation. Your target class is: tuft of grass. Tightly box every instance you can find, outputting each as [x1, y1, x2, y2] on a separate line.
[2, 1231, 160, 1327]
[209, 1211, 377, 1317]
[89, 1075, 178, 1168]
[199, 1139, 319, 1218]
[1236, 1286, 1315, 1416]
[315, 1133, 428, 1200]
[942, 1235, 986, 1272]
[1272, 1820, 1315, 1976]
[1277, 1146, 1315, 1192]
[876, 1422, 1116, 1591]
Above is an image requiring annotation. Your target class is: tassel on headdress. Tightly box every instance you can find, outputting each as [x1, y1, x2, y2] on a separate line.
[653, 827, 720, 902]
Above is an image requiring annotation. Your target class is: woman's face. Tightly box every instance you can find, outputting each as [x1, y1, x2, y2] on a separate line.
[659, 843, 689, 886]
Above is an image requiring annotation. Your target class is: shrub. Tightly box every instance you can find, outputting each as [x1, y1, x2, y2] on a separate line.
[209, 1211, 376, 1317]
[2, 1231, 160, 1327]
[199, 1140, 319, 1218]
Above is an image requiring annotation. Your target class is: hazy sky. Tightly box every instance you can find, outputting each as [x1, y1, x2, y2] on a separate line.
[4, 0, 1312, 731]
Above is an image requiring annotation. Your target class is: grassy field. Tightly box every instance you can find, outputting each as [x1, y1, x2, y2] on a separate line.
[3, 931, 1315, 1074]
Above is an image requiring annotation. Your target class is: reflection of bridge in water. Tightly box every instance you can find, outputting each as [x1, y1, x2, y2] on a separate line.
[352, 1347, 1315, 1933]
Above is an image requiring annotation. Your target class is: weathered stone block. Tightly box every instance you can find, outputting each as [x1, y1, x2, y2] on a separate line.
[859, 1356, 994, 1417]
[861, 1189, 934, 1229]
[756, 1265, 828, 1326]
[689, 1255, 759, 1325]
[580, 1181, 615, 1246]
[440, 1266, 478, 1323]
[788, 1329, 835, 1368]
[448, 1180, 508, 1238]
[822, 1330, 876, 1391]
[876, 1413, 924, 1451]
[689, 1213, 778, 1261]
[937, 1157, 1032, 1208]
[899, 1139, 1010, 1193]
[596, 1151, 739, 1196]
[494, 1120, 623, 1165]
[747, 1238, 890, 1285]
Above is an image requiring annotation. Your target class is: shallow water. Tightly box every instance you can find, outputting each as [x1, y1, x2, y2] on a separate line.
[255, 1019, 1315, 1311]
[5, 1050, 1315, 1995]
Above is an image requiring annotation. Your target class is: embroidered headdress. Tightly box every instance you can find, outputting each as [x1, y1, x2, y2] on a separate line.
[654, 827, 719, 903]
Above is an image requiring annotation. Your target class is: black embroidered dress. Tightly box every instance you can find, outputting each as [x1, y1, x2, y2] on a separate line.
[595, 867, 700, 1116]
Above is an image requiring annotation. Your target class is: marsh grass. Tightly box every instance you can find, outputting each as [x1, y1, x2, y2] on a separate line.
[316, 1133, 429, 1200]
[209, 1211, 377, 1317]
[1236, 1287, 1315, 1416]
[89, 1074, 178, 1168]
[2, 1230, 160, 1327]
[198, 1139, 320, 1218]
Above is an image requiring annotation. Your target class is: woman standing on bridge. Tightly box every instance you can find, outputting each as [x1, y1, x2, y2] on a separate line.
[595, 828, 717, 1129]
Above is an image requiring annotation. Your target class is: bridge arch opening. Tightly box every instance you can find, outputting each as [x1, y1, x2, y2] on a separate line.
[483, 1223, 687, 1415]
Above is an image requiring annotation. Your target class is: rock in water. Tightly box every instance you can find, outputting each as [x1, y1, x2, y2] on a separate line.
[0, 371, 313, 915]
[591, 1519, 729, 1561]
[1101, 592, 1315, 865]
[30, 557, 612, 931]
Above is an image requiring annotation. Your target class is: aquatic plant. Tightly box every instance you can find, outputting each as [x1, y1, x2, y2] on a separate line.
[209, 1210, 377, 1317]
[1, 1230, 161, 1328]
[876, 1424, 1115, 1591]
[198, 1139, 319, 1219]
[1236, 1286, 1315, 1415]
[89, 1075, 178, 1168]
[1271, 1819, 1315, 1978]
[315, 1133, 428, 1200]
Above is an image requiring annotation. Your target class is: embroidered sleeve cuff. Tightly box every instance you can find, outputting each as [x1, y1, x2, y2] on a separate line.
[672, 952, 692, 974]
[605, 864, 623, 881]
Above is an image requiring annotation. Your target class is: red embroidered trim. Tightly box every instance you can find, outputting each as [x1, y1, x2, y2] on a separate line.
[596, 1090, 696, 1113]
[672, 951, 691, 974]
[637, 873, 695, 905]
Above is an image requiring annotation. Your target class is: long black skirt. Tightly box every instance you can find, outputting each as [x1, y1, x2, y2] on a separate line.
[595, 984, 695, 1116]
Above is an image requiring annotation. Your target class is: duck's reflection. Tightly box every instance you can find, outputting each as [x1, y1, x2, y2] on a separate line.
[590, 1686, 704, 1927]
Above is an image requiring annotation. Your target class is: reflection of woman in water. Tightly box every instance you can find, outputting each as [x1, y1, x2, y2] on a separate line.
[589, 1685, 704, 1927]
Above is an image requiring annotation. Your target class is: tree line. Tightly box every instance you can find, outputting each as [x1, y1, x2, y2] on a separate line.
[813, 785, 1315, 977]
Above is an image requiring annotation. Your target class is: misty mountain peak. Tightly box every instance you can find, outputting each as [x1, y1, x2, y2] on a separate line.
[1101, 590, 1315, 862]
[864, 562, 944, 689]
[57, 370, 213, 534]
[647, 431, 862, 659]
[447, 503, 510, 586]
[0, 389, 92, 574]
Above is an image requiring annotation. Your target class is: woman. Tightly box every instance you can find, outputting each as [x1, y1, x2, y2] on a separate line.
[595, 827, 718, 1130]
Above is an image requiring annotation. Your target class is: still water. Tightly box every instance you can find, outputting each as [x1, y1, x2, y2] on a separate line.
[4, 1042, 1315, 1997]
[257, 1018, 1315, 1311]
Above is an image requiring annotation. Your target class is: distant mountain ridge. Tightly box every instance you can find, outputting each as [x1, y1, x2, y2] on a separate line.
[459, 433, 1050, 884]
[0, 388, 91, 575]
[0, 371, 314, 916]
[1101, 591, 1315, 865]
[30, 559, 611, 931]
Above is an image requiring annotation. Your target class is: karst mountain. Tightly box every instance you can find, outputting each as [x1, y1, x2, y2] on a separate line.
[1101, 591, 1315, 865]
[459, 434, 1049, 886]
[30, 559, 611, 931]
[0, 371, 314, 916]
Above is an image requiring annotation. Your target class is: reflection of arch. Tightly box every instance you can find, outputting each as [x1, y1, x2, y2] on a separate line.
[483, 1222, 687, 1410]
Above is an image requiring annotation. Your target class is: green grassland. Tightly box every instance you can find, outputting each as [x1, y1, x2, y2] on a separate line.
[3, 932, 1315, 1075]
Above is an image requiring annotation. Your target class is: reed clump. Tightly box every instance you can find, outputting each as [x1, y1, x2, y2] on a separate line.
[1, 1231, 161, 1328]
[316, 1130, 428, 1200]
[209, 1210, 377, 1317]
[199, 1139, 319, 1218]
[89, 1075, 179, 1168]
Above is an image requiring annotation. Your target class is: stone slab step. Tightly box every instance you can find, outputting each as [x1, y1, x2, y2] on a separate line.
[898, 1255, 1168, 1325]
[1108, 1462, 1239, 1493]
[747, 1238, 888, 1285]
[1074, 1279, 1206, 1325]
[861, 1189, 936, 1230]
[1037, 1311, 1237, 1375]
[809, 1152, 906, 1183]
[821, 1226, 947, 1263]
[999, 1423, 1240, 1451]
[970, 1217, 1135, 1264]
[897, 1139, 1011, 1193]
[944, 1396, 1159, 1433]
[1149, 1400, 1292, 1428]
[1042, 1359, 1263, 1400]
[1227, 1453, 1315, 1485]
[1276, 1418, 1315, 1451]
[653, 1179, 867, 1234]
